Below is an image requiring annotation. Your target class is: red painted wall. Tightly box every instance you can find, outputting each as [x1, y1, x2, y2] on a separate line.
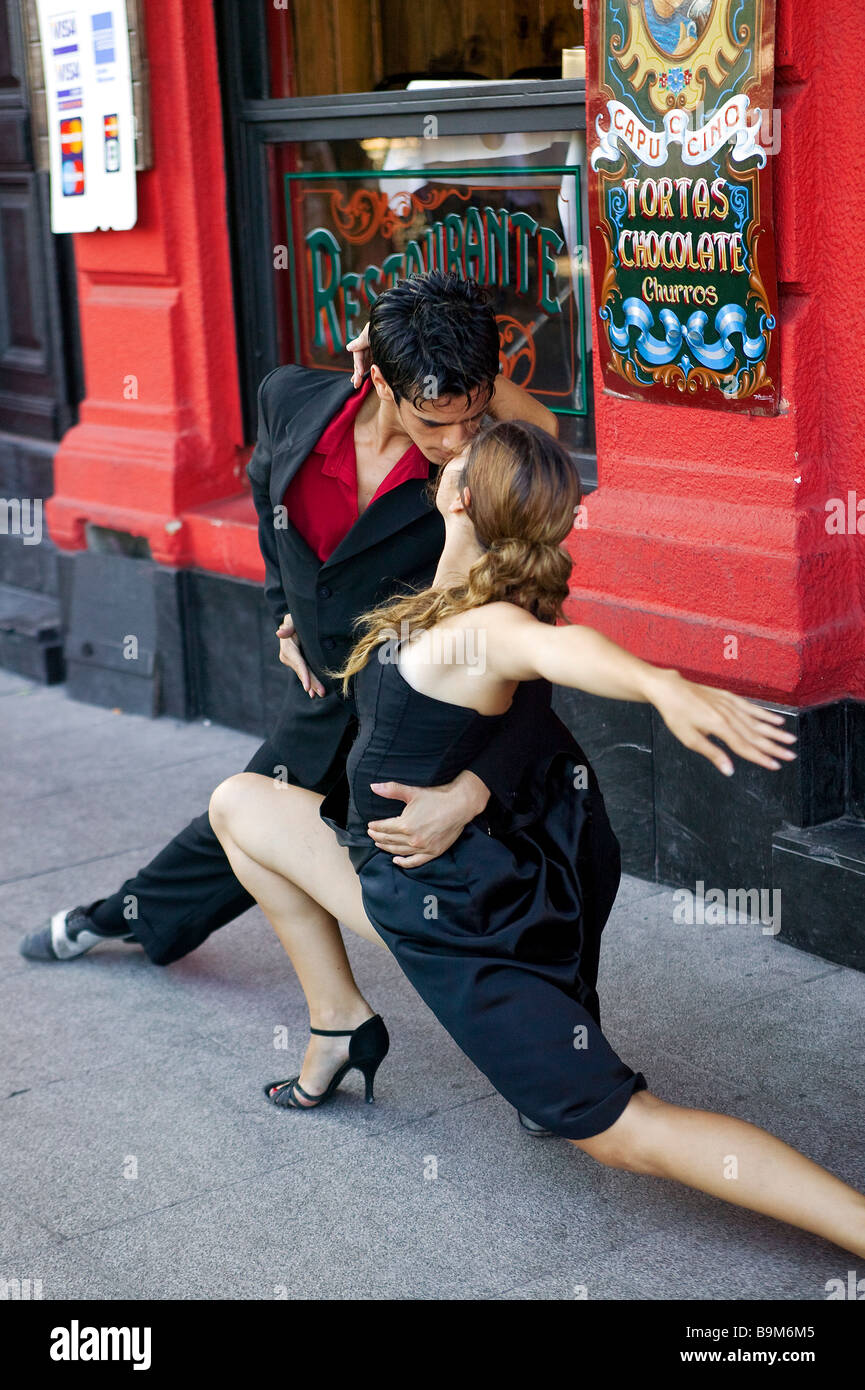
[572, 0, 865, 703]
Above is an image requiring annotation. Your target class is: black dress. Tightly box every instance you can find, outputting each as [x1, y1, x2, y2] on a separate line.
[319, 650, 648, 1140]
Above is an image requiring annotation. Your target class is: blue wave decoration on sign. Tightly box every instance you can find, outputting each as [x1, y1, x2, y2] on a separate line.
[599, 298, 775, 371]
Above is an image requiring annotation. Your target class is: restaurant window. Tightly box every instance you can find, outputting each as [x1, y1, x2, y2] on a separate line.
[216, 1, 594, 476]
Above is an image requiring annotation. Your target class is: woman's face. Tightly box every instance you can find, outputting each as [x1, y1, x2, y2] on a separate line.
[434, 446, 471, 519]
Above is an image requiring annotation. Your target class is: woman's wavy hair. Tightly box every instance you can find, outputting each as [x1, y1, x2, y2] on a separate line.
[338, 419, 582, 691]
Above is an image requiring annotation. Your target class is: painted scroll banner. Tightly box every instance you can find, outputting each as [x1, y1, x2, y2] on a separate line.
[587, 0, 780, 414]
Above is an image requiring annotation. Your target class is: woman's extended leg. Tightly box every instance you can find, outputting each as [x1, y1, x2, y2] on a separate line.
[571, 1089, 865, 1256]
[209, 772, 387, 1104]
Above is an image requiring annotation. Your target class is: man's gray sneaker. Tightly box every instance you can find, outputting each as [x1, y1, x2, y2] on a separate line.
[19, 906, 137, 961]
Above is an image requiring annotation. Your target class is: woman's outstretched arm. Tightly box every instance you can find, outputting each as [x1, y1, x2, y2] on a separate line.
[482, 604, 797, 777]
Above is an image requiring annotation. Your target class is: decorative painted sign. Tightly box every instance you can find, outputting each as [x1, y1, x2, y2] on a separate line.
[588, 1, 779, 413]
[283, 160, 589, 430]
[36, 1, 136, 231]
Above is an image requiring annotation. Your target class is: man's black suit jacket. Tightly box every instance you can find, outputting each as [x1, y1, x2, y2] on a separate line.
[246, 363, 572, 822]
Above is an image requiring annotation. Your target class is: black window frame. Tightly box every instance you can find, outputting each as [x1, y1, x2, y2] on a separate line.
[214, 2, 593, 480]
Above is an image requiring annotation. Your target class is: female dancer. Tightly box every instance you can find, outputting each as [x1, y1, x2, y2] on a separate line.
[209, 420, 865, 1257]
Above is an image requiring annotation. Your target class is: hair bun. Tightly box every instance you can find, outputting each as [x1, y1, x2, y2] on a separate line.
[491, 536, 558, 556]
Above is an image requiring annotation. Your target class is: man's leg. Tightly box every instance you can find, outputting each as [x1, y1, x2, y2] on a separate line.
[89, 797, 262, 967]
[21, 724, 352, 967]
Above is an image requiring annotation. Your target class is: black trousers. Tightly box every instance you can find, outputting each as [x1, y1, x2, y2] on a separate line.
[93, 718, 356, 966]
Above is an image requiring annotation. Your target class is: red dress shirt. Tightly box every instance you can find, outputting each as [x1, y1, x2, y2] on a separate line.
[283, 377, 430, 563]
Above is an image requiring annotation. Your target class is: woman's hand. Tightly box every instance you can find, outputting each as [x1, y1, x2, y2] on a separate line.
[647, 669, 797, 776]
[346, 323, 371, 388]
[276, 613, 326, 698]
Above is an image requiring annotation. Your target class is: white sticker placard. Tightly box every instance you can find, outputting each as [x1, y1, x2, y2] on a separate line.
[35, 1, 137, 232]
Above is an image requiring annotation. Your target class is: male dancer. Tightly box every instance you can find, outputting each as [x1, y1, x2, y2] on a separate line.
[22, 272, 561, 975]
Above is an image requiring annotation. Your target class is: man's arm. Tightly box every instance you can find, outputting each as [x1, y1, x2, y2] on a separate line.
[247, 367, 290, 629]
[248, 369, 327, 696]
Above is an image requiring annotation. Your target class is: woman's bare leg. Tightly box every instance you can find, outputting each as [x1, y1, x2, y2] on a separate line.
[572, 1090, 865, 1256]
[210, 777, 865, 1255]
[209, 772, 386, 1103]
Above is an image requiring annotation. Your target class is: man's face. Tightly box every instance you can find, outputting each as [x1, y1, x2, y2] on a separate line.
[392, 382, 492, 465]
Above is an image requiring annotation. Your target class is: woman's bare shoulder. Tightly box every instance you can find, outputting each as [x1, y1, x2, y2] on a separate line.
[463, 601, 539, 630]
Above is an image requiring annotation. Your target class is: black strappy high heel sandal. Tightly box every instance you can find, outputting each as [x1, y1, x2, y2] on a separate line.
[264, 1014, 389, 1110]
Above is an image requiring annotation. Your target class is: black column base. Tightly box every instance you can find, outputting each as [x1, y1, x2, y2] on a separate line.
[772, 819, 865, 972]
[59, 551, 190, 718]
[0, 583, 64, 682]
[54, 552, 282, 728]
[554, 686, 864, 973]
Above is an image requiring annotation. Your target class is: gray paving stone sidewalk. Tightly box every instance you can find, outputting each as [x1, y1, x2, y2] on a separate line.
[1, 669, 862, 1301]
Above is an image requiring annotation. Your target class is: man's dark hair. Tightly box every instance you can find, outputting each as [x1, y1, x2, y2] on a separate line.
[368, 270, 500, 409]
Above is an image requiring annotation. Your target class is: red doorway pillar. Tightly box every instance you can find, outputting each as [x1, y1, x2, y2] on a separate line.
[573, 0, 865, 706]
[46, 0, 244, 567]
